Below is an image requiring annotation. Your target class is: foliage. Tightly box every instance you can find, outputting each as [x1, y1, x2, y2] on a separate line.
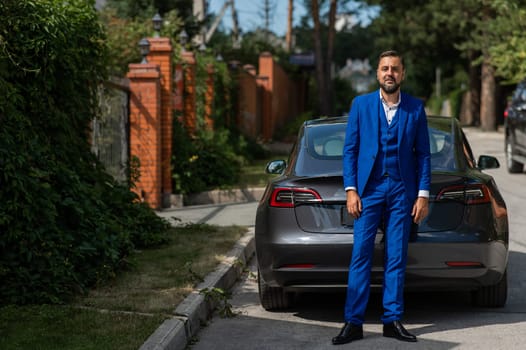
[480, 1, 526, 84]
[200, 287, 236, 318]
[273, 110, 312, 142]
[0, 224, 247, 349]
[104, 0, 193, 20]
[99, 7, 185, 76]
[448, 87, 466, 119]
[172, 121, 244, 195]
[208, 28, 294, 72]
[364, 0, 526, 93]
[332, 76, 357, 115]
[0, 0, 169, 305]
[363, 0, 475, 98]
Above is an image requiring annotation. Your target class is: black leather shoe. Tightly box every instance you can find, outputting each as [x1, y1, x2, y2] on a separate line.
[383, 320, 417, 342]
[332, 322, 363, 345]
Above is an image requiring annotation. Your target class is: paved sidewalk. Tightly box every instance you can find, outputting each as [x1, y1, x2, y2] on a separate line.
[156, 201, 259, 227]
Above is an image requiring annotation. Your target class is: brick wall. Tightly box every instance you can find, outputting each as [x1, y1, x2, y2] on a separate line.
[127, 63, 162, 209]
[126, 41, 305, 208]
[237, 65, 260, 137]
[147, 38, 173, 207]
[236, 52, 307, 141]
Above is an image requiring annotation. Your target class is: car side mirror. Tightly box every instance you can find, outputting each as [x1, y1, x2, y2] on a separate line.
[266, 160, 287, 174]
[477, 155, 500, 170]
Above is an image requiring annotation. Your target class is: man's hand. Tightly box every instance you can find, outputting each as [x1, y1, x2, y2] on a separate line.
[412, 197, 429, 224]
[346, 190, 362, 218]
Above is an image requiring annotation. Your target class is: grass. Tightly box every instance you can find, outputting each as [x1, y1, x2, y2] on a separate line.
[0, 224, 248, 350]
[238, 155, 288, 188]
[0, 151, 284, 349]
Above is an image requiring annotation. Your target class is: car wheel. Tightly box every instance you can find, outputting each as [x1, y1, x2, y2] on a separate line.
[505, 136, 524, 173]
[257, 269, 292, 310]
[472, 270, 507, 307]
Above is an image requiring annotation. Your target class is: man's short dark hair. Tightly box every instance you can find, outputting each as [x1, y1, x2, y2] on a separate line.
[378, 50, 404, 68]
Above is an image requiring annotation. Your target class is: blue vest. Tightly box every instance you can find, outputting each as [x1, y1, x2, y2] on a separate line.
[372, 107, 401, 181]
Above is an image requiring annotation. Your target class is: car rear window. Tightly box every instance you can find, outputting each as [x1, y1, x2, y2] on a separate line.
[429, 128, 457, 171]
[298, 122, 457, 176]
[306, 123, 346, 160]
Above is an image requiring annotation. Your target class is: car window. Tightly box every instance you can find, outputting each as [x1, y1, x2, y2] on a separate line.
[513, 84, 524, 101]
[460, 130, 476, 168]
[429, 128, 456, 171]
[306, 124, 346, 159]
[297, 121, 457, 176]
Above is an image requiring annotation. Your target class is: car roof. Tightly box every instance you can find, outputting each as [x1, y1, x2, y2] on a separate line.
[304, 115, 456, 131]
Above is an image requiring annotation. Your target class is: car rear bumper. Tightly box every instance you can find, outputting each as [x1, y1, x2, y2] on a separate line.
[257, 241, 508, 292]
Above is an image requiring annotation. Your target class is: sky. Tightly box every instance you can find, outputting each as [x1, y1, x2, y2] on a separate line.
[208, 0, 308, 37]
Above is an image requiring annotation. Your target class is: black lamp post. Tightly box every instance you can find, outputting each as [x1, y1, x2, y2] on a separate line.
[152, 13, 162, 38]
[138, 38, 150, 63]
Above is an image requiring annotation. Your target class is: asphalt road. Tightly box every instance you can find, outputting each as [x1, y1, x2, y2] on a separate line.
[183, 126, 526, 350]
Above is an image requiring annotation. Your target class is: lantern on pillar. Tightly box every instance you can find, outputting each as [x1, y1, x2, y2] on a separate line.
[152, 13, 162, 38]
[179, 30, 188, 52]
[138, 38, 150, 64]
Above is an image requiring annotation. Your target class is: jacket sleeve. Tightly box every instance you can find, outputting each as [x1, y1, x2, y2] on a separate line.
[343, 98, 360, 189]
[414, 103, 431, 192]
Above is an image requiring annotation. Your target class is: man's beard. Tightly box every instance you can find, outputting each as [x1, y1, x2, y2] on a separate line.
[380, 81, 400, 94]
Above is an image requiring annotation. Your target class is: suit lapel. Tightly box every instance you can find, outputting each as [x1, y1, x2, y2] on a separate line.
[397, 92, 409, 143]
[371, 92, 380, 135]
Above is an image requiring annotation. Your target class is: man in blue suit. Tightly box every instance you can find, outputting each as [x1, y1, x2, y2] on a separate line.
[332, 50, 431, 345]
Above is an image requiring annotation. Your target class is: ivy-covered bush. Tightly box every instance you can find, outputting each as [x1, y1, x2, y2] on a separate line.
[172, 120, 245, 195]
[0, 0, 169, 305]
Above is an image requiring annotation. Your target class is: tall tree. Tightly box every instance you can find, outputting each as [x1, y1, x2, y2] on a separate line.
[364, 0, 495, 125]
[286, 0, 294, 52]
[366, 0, 526, 128]
[310, 0, 338, 115]
[485, 3, 526, 84]
[326, 0, 337, 114]
[311, 0, 328, 114]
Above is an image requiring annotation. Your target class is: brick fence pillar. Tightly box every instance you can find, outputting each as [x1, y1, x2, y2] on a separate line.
[258, 52, 274, 140]
[147, 37, 173, 207]
[204, 63, 214, 130]
[181, 51, 197, 134]
[127, 63, 162, 209]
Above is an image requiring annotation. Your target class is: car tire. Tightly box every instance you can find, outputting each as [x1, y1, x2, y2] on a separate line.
[505, 135, 524, 173]
[257, 269, 292, 310]
[472, 270, 507, 308]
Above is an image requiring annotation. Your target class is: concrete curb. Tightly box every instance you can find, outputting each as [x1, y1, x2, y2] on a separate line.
[139, 228, 255, 350]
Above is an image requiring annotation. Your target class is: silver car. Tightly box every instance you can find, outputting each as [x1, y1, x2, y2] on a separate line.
[255, 116, 508, 310]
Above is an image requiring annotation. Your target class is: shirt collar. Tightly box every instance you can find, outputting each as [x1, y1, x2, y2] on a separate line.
[379, 89, 401, 108]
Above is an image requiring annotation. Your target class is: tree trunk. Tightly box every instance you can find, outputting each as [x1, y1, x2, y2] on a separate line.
[480, 58, 497, 131]
[326, 0, 337, 116]
[464, 51, 480, 126]
[286, 0, 293, 52]
[311, 0, 329, 115]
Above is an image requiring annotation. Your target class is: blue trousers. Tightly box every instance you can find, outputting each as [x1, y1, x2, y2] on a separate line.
[344, 176, 412, 324]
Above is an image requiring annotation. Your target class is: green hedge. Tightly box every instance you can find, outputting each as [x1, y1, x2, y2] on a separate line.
[0, 0, 169, 305]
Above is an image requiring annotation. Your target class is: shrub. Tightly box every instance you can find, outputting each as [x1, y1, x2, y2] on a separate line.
[0, 0, 169, 305]
[172, 121, 244, 194]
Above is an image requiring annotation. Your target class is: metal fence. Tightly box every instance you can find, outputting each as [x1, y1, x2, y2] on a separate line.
[91, 78, 130, 183]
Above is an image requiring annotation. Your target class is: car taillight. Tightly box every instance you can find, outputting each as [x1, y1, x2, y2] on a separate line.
[269, 187, 322, 208]
[435, 184, 490, 204]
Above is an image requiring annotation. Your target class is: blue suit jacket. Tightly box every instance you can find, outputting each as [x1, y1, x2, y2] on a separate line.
[342, 90, 431, 202]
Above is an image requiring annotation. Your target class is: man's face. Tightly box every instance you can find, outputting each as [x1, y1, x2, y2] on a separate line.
[377, 56, 405, 94]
